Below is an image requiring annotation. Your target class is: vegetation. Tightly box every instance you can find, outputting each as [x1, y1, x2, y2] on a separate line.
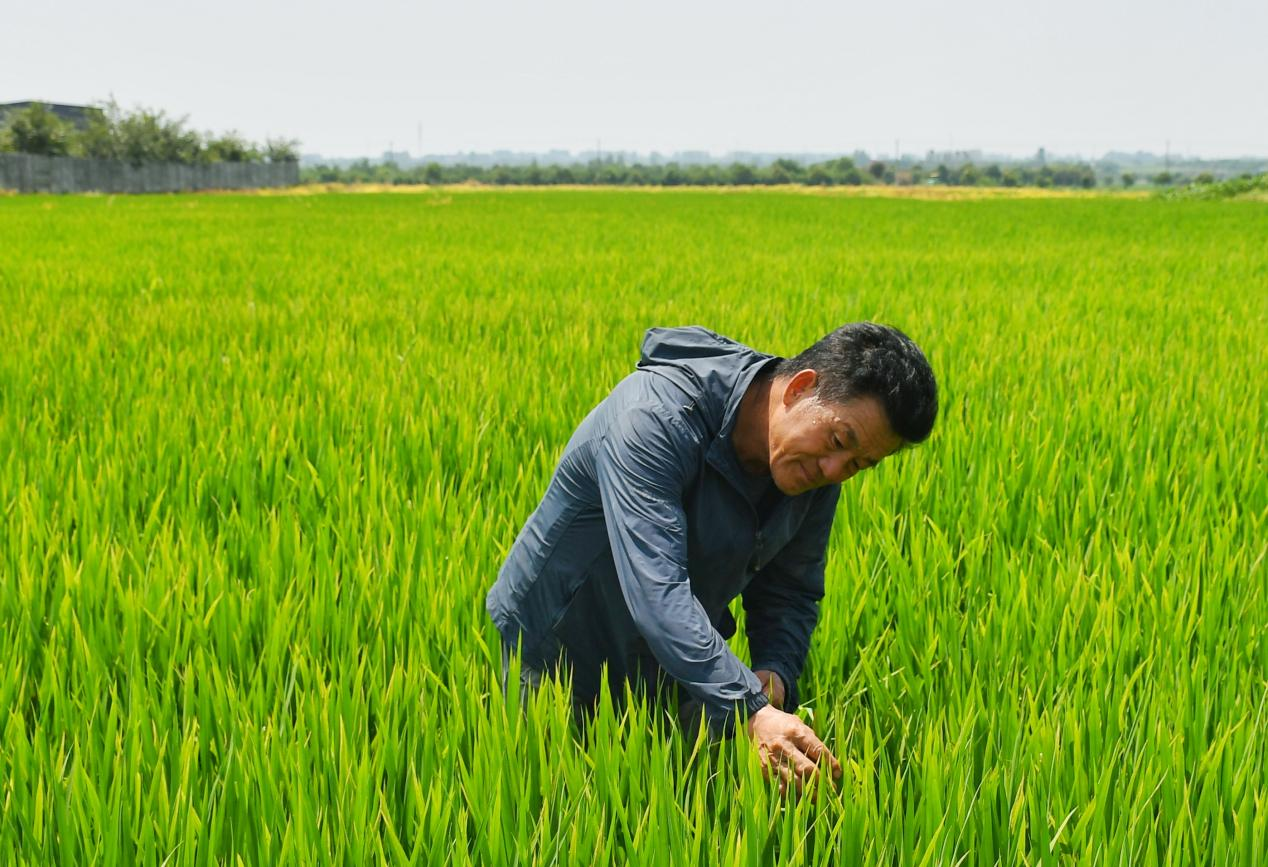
[1158, 171, 1268, 201]
[0, 100, 298, 166]
[302, 156, 1105, 189]
[0, 190, 1264, 864]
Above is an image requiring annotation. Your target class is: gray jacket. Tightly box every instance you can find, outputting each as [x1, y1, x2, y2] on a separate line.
[486, 326, 841, 732]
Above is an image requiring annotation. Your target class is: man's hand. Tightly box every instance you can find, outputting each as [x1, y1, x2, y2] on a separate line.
[754, 669, 785, 709]
[745, 704, 842, 795]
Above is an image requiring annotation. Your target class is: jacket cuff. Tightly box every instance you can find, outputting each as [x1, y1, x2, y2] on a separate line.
[704, 690, 770, 738]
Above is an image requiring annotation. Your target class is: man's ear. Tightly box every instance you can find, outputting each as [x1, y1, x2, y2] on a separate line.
[781, 368, 818, 407]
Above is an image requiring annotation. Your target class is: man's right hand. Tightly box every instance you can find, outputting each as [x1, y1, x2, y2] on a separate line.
[745, 704, 842, 795]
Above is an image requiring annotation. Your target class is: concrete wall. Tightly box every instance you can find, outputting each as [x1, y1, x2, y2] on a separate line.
[0, 153, 299, 194]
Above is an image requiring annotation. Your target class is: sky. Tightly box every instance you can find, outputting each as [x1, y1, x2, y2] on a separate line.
[5, 0, 1267, 160]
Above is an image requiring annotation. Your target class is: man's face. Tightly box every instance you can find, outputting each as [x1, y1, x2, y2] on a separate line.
[767, 371, 904, 496]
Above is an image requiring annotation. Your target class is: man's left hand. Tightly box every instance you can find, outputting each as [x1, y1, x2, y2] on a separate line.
[755, 669, 785, 709]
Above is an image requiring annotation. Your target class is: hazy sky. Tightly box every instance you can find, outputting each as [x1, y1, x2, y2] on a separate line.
[6, 0, 1267, 159]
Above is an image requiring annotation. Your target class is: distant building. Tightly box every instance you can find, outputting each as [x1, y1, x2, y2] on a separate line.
[0, 101, 100, 129]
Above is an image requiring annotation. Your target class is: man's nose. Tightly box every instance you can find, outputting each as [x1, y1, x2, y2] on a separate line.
[820, 454, 856, 484]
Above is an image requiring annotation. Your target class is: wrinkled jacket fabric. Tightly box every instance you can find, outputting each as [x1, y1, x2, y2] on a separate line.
[486, 326, 841, 733]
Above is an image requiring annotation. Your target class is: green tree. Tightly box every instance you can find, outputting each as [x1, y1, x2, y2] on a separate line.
[728, 162, 756, 185]
[73, 100, 123, 160]
[205, 131, 260, 163]
[0, 102, 72, 156]
[867, 160, 886, 182]
[823, 157, 861, 185]
[265, 137, 300, 163]
[1121, 172, 1136, 187]
[116, 108, 202, 165]
[806, 165, 831, 186]
[769, 158, 803, 184]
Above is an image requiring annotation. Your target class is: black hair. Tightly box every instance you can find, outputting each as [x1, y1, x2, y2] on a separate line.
[775, 322, 938, 444]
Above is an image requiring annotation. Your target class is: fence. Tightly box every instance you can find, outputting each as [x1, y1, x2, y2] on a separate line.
[0, 153, 299, 194]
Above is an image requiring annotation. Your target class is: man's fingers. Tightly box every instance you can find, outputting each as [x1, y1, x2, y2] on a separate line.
[786, 747, 818, 783]
[795, 731, 843, 779]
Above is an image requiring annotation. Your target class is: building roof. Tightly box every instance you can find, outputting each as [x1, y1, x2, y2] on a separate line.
[0, 101, 100, 128]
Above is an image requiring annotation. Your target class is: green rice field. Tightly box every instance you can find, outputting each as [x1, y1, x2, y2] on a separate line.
[1, 189, 1265, 865]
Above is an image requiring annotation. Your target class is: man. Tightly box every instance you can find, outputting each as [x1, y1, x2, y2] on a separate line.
[486, 322, 937, 791]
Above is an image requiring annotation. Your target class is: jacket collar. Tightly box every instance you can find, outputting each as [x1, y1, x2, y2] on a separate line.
[706, 356, 783, 500]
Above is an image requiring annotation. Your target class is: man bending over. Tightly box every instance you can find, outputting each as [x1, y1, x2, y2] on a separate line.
[486, 322, 938, 791]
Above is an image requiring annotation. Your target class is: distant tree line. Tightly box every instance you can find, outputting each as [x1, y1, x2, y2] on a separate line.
[1157, 172, 1268, 200]
[302, 156, 1139, 188]
[0, 101, 299, 166]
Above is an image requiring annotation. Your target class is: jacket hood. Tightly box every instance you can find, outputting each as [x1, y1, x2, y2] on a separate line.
[636, 326, 780, 435]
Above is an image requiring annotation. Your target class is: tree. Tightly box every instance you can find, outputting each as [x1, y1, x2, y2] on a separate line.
[806, 165, 831, 186]
[265, 137, 300, 163]
[1194, 172, 1215, 185]
[205, 131, 260, 163]
[867, 160, 886, 181]
[0, 102, 72, 156]
[958, 164, 981, 186]
[767, 160, 797, 185]
[824, 157, 861, 185]
[770, 158, 803, 183]
[116, 108, 202, 165]
[74, 99, 123, 160]
[1121, 172, 1137, 187]
[1151, 171, 1175, 186]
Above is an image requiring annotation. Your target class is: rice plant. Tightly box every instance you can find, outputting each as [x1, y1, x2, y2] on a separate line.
[0, 189, 1264, 865]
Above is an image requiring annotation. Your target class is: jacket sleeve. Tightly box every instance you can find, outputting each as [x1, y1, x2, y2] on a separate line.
[595, 402, 769, 734]
[741, 484, 841, 711]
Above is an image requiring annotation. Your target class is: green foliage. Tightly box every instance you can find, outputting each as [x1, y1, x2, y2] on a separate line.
[204, 131, 261, 163]
[0, 97, 296, 166]
[114, 108, 202, 166]
[1121, 172, 1137, 187]
[265, 137, 301, 163]
[1158, 172, 1268, 200]
[73, 99, 124, 160]
[0, 190, 1264, 865]
[304, 155, 1110, 191]
[0, 102, 72, 156]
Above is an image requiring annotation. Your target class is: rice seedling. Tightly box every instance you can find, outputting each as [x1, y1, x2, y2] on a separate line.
[0, 190, 1264, 865]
